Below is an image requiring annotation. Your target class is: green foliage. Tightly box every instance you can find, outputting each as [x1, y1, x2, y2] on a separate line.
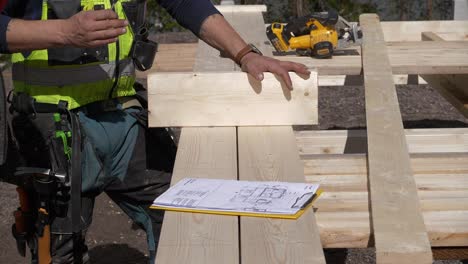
[263, 0, 291, 23]
[146, 0, 222, 33]
[381, 0, 453, 21]
[317, 0, 377, 21]
[0, 55, 11, 71]
[263, 0, 377, 23]
[146, 1, 185, 33]
[145, 0, 451, 33]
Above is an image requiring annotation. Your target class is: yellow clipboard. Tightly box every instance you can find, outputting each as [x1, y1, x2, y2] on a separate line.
[151, 189, 323, 220]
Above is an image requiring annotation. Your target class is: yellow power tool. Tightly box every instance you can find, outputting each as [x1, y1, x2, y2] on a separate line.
[266, 10, 362, 58]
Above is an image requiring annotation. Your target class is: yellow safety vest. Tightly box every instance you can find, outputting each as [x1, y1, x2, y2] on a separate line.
[12, 0, 136, 109]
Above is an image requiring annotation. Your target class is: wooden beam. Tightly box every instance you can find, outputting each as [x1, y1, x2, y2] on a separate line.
[303, 153, 468, 187]
[278, 40, 468, 75]
[318, 75, 427, 86]
[316, 211, 468, 248]
[238, 126, 326, 264]
[380, 21, 468, 41]
[137, 42, 468, 77]
[135, 43, 196, 80]
[231, 9, 325, 264]
[214, 4, 267, 13]
[303, 153, 468, 248]
[155, 128, 239, 263]
[420, 32, 468, 118]
[155, 9, 239, 264]
[316, 191, 468, 212]
[360, 14, 432, 263]
[295, 128, 468, 155]
[435, 32, 468, 41]
[148, 72, 317, 127]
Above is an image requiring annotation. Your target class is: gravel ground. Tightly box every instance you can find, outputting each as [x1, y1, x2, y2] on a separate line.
[2, 81, 468, 263]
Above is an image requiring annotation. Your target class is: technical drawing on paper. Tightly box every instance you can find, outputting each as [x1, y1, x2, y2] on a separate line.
[230, 185, 287, 208]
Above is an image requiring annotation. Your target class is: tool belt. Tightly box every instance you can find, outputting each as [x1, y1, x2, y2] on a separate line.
[122, 0, 158, 71]
[0, 70, 7, 165]
[9, 92, 86, 263]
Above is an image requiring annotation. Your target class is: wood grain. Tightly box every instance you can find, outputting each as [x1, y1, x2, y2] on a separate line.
[360, 14, 432, 264]
[316, 211, 468, 248]
[137, 40, 468, 77]
[155, 128, 239, 263]
[238, 126, 326, 264]
[215, 4, 267, 13]
[155, 7, 240, 264]
[279, 40, 468, 75]
[420, 32, 468, 118]
[304, 153, 468, 248]
[231, 9, 325, 264]
[148, 72, 317, 127]
[381, 20, 468, 41]
[295, 128, 468, 155]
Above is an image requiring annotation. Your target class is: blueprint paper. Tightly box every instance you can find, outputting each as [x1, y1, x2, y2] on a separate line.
[152, 178, 320, 215]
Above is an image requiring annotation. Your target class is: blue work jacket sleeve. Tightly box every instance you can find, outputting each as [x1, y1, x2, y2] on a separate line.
[157, 0, 221, 36]
[0, 14, 11, 53]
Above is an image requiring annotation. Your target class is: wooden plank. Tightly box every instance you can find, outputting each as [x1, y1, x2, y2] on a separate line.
[316, 191, 468, 212]
[360, 14, 432, 264]
[215, 4, 267, 13]
[436, 32, 468, 41]
[278, 55, 362, 75]
[316, 211, 468, 248]
[135, 43, 197, 80]
[139, 42, 468, 77]
[148, 72, 317, 127]
[318, 75, 427, 86]
[155, 8, 239, 264]
[231, 9, 325, 264]
[420, 32, 468, 118]
[303, 153, 468, 188]
[238, 126, 325, 264]
[155, 128, 239, 263]
[278, 40, 468, 75]
[381, 21, 468, 41]
[295, 128, 468, 155]
[386, 41, 468, 75]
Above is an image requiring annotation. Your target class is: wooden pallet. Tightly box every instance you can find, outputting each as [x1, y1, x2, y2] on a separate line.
[146, 5, 468, 264]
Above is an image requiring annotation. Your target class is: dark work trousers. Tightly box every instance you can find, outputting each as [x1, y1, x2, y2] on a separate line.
[10, 101, 175, 264]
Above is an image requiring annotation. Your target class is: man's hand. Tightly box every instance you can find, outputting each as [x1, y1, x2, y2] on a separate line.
[240, 52, 310, 90]
[63, 10, 128, 48]
[198, 14, 310, 90]
[6, 9, 127, 52]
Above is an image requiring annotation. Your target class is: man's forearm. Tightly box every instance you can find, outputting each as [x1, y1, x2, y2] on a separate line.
[4, 10, 127, 53]
[197, 13, 310, 90]
[6, 19, 70, 52]
[198, 14, 248, 62]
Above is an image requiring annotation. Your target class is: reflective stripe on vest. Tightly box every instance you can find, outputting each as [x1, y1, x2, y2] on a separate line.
[11, 0, 136, 110]
[12, 59, 134, 87]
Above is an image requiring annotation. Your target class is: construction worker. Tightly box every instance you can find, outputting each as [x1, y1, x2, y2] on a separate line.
[0, 1, 310, 264]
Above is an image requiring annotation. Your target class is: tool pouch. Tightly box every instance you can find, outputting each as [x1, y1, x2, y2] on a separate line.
[131, 31, 158, 71]
[123, 0, 158, 71]
[0, 70, 7, 165]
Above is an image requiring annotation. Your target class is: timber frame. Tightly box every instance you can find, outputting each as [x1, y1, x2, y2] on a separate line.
[146, 5, 468, 264]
